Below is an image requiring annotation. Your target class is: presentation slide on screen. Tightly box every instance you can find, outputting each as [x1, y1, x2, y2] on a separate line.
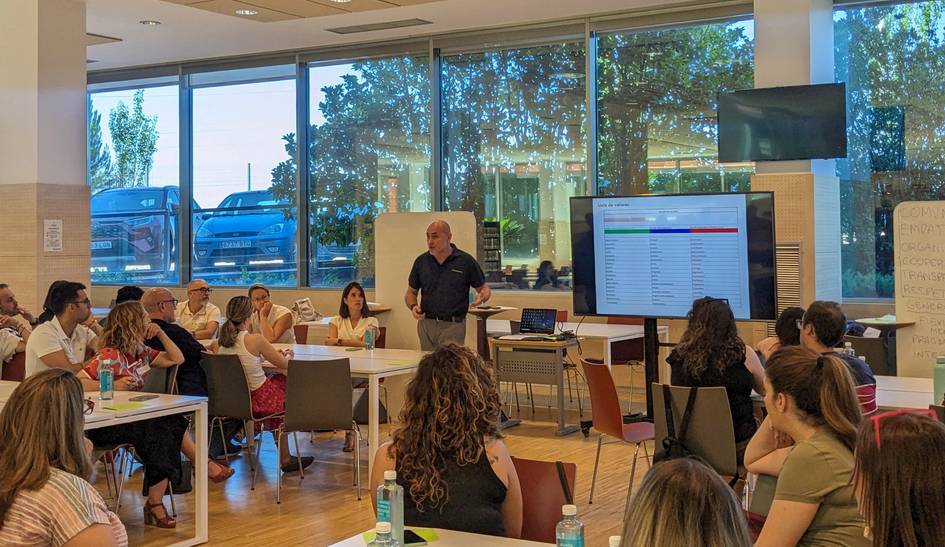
[592, 193, 752, 318]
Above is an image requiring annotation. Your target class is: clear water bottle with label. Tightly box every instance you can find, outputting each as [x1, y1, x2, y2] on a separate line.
[934, 356, 945, 405]
[364, 327, 375, 351]
[843, 342, 855, 358]
[556, 504, 584, 547]
[376, 470, 403, 544]
[98, 357, 115, 401]
[367, 522, 397, 547]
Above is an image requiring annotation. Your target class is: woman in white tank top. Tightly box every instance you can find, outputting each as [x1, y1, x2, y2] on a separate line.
[218, 296, 312, 473]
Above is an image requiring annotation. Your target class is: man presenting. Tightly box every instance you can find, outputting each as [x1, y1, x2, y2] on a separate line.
[405, 220, 491, 350]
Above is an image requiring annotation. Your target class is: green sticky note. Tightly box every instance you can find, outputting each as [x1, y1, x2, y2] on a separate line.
[101, 402, 146, 412]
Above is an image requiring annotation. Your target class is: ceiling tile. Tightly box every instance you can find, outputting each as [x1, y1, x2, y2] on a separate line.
[307, 0, 401, 13]
[245, 0, 347, 17]
[172, 0, 300, 22]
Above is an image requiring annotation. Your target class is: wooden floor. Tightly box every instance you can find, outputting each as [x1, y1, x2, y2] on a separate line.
[102, 394, 651, 546]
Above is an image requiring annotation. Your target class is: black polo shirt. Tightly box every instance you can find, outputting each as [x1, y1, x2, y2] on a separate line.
[145, 318, 208, 396]
[408, 244, 485, 320]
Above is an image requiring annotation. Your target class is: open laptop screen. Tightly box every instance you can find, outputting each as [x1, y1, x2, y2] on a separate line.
[519, 308, 557, 334]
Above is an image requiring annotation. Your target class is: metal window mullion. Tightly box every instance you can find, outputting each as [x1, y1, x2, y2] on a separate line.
[178, 69, 193, 287]
[295, 58, 311, 287]
[430, 42, 443, 212]
[586, 24, 599, 197]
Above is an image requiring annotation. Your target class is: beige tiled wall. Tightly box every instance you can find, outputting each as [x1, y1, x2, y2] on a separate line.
[1, 183, 90, 311]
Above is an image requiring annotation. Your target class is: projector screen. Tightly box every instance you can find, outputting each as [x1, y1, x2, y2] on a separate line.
[570, 192, 777, 320]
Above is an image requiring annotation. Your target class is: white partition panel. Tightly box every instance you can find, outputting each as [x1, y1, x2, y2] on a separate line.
[375, 212, 478, 350]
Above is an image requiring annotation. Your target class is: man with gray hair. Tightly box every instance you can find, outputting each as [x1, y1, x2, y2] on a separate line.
[405, 220, 491, 350]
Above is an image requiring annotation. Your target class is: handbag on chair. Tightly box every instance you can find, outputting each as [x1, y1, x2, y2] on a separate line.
[654, 384, 698, 463]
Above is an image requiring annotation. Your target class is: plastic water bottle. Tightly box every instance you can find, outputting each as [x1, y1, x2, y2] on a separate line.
[843, 342, 855, 357]
[367, 522, 397, 547]
[609, 536, 621, 547]
[556, 504, 584, 547]
[376, 470, 403, 544]
[934, 356, 945, 406]
[98, 357, 115, 401]
[364, 327, 375, 351]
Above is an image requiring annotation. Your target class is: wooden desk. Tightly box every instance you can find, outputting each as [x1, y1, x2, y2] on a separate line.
[274, 344, 425, 477]
[330, 528, 553, 546]
[0, 382, 209, 547]
[490, 337, 580, 435]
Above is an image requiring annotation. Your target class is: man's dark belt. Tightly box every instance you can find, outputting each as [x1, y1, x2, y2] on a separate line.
[424, 313, 466, 323]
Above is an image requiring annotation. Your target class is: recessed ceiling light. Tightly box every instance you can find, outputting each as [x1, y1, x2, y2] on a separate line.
[139, 20, 161, 26]
[235, 8, 258, 16]
[329, 0, 353, 3]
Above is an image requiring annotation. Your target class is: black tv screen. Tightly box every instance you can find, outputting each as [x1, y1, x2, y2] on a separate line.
[718, 83, 847, 162]
[570, 192, 777, 321]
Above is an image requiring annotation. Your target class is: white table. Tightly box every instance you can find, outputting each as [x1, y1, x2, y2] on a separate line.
[0, 382, 209, 547]
[875, 375, 933, 409]
[274, 344, 425, 477]
[330, 528, 553, 546]
[487, 319, 669, 367]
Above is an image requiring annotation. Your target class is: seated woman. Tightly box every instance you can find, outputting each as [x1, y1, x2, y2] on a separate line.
[667, 297, 765, 457]
[756, 306, 805, 362]
[0, 369, 127, 546]
[620, 458, 751, 546]
[248, 284, 295, 344]
[325, 281, 379, 453]
[745, 346, 867, 546]
[80, 302, 235, 529]
[371, 344, 522, 538]
[854, 409, 945, 547]
[533, 260, 558, 290]
[218, 296, 312, 473]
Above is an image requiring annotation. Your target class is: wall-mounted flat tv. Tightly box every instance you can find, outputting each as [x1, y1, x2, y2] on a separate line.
[718, 83, 847, 162]
[570, 192, 777, 321]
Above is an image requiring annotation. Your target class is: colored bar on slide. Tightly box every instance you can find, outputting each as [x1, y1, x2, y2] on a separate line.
[604, 227, 738, 234]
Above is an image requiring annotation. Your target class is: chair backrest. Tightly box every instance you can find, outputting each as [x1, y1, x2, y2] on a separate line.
[375, 326, 387, 349]
[556, 310, 568, 323]
[510, 320, 521, 335]
[581, 358, 625, 438]
[512, 457, 577, 544]
[931, 404, 945, 423]
[606, 316, 645, 362]
[2, 351, 25, 381]
[200, 353, 254, 420]
[142, 364, 179, 394]
[284, 358, 353, 432]
[607, 316, 643, 326]
[293, 324, 308, 344]
[652, 383, 737, 476]
[855, 383, 878, 416]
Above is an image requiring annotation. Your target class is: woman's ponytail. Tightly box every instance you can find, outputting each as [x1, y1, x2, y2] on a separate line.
[219, 296, 253, 348]
[817, 355, 862, 451]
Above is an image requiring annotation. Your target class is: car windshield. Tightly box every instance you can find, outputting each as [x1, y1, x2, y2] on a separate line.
[91, 189, 166, 213]
[218, 192, 288, 209]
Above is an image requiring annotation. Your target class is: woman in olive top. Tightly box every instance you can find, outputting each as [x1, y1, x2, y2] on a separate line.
[745, 346, 868, 546]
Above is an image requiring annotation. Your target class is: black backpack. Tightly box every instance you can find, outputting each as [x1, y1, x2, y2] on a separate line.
[653, 384, 698, 463]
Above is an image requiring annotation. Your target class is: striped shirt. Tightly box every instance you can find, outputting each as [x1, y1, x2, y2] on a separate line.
[0, 468, 127, 546]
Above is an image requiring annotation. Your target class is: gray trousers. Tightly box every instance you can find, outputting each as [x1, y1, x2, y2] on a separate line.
[417, 318, 466, 351]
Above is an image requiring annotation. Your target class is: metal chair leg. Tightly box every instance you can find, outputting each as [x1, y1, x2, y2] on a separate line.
[251, 427, 263, 491]
[293, 432, 304, 480]
[216, 418, 230, 466]
[276, 428, 283, 504]
[624, 442, 642, 517]
[168, 482, 177, 517]
[589, 434, 604, 504]
[512, 382, 521, 413]
[354, 421, 362, 500]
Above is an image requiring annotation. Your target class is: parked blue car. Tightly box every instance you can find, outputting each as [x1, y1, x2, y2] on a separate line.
[192, 190, 296, 272]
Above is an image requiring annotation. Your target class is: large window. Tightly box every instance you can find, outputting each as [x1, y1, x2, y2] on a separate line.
[191, 66, 298, 286]
[307, 56, 431, 288]
[441, 43, 588, 290]
[835, 1, 945, 298]
[88, 81, 181, 285]
[597, 21, 755, 196]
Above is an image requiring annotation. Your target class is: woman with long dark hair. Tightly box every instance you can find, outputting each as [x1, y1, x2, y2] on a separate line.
[370, 344, 522, 538]
[668, 297, 765, 454]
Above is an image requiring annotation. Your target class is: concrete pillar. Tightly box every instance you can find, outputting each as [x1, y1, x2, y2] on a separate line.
[0, 0, 89, 311]
[751, 0, 842, 303]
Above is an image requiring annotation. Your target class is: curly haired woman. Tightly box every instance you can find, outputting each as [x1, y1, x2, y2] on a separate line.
[370, 343, 522, 538]
[667, 297, 766, 461]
